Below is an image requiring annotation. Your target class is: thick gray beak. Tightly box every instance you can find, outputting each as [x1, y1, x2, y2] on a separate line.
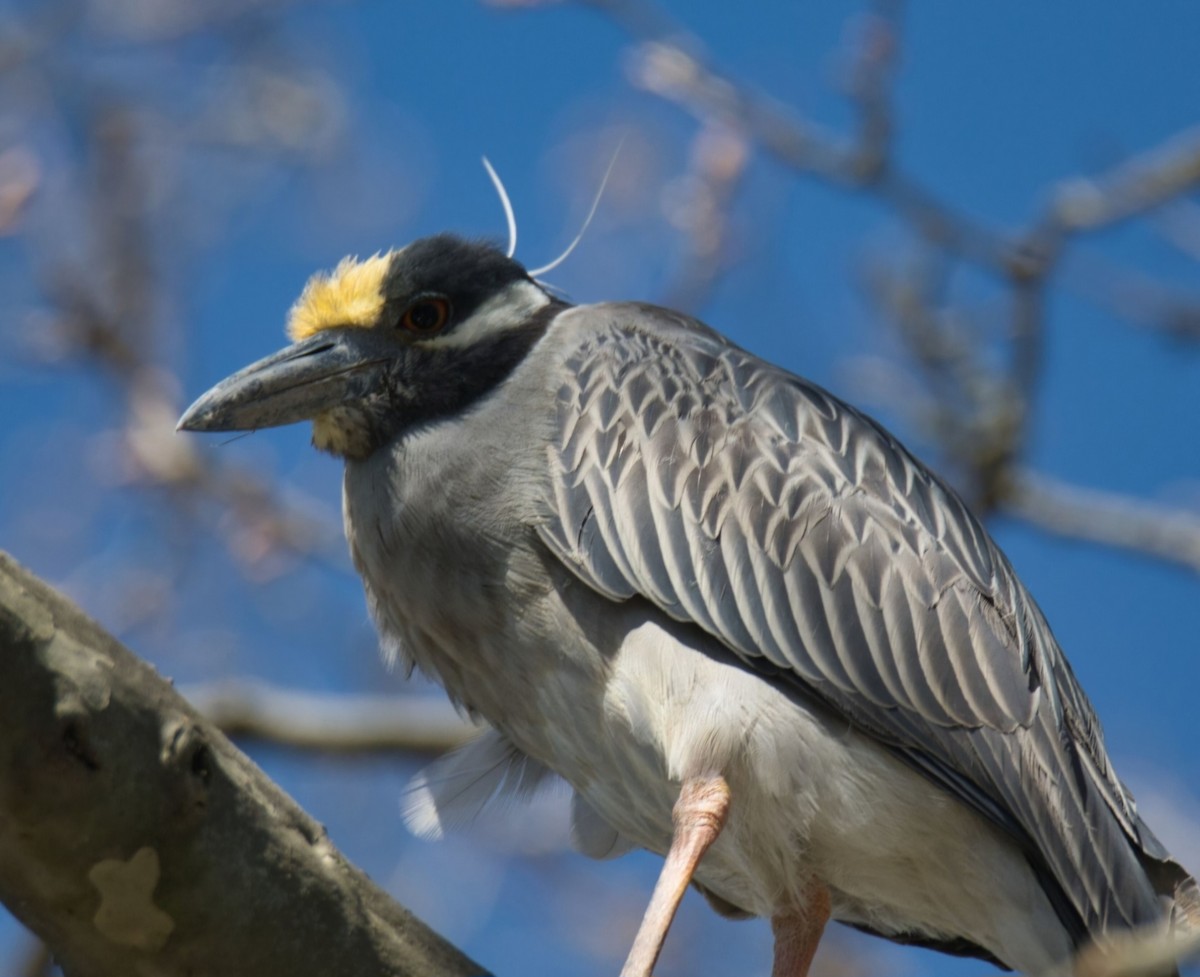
[178, 330, 387, 433]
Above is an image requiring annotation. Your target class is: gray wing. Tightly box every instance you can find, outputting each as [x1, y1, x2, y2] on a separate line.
[538, 302, 1172, 942]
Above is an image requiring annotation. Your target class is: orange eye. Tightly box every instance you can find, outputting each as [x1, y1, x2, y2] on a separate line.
[400, 297, 451, 335]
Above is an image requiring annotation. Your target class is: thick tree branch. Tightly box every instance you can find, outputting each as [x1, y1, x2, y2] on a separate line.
[0, 551, 488, 977]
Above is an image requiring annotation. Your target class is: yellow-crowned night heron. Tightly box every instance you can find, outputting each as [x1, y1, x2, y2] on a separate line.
[179, 234, 1198, 977]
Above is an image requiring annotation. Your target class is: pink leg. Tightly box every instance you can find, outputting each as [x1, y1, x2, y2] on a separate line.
[619, 775, 731, 977]
[771, 884, 832, 977]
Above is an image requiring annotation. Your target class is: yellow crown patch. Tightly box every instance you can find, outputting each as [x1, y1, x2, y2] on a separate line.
[287, 252, 394, 341]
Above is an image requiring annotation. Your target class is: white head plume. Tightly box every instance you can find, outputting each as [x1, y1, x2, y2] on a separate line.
[482, 156, 518, 259]
[528, 137, 625, 279]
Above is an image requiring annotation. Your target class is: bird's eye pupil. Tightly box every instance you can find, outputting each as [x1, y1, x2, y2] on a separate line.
[401, 298, 450, 334]
[411, 304, 438, 329]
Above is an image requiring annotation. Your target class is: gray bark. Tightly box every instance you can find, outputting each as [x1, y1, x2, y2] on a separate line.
[0, 551, 489, 977]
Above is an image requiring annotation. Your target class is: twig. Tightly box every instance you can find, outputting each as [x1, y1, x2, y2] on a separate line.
[1002, 469, 1200, 575]
[660, 122, 750, 312]
[1050, 127, 1200, 234]
[183, 680, 477, 756]
[1154, 198, 1200, 263]
[1064, 250, 1200, 342]
[607, 0, 1014, 272]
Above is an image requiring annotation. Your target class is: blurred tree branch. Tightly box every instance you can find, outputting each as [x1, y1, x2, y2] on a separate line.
[1002, 470, 1200, 575]
[183, 680, 476, 756]
[0, 551, 487, 977]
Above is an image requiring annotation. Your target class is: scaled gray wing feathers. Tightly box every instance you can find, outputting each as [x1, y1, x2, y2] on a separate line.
[538, 302, 1181, 942]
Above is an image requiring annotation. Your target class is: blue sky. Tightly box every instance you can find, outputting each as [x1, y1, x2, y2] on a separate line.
[1, 2, 1198, 975]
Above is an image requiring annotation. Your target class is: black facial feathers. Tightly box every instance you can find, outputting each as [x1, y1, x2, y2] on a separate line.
[383, 235, 532, 325]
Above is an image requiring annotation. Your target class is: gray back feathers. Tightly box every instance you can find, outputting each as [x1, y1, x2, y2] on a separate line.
[538, 302, 1184, 943]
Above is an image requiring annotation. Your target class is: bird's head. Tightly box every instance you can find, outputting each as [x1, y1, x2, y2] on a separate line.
[178, 234, 560, 459]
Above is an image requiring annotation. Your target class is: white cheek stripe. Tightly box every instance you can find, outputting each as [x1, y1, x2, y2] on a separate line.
[422, 280, 552, 349]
